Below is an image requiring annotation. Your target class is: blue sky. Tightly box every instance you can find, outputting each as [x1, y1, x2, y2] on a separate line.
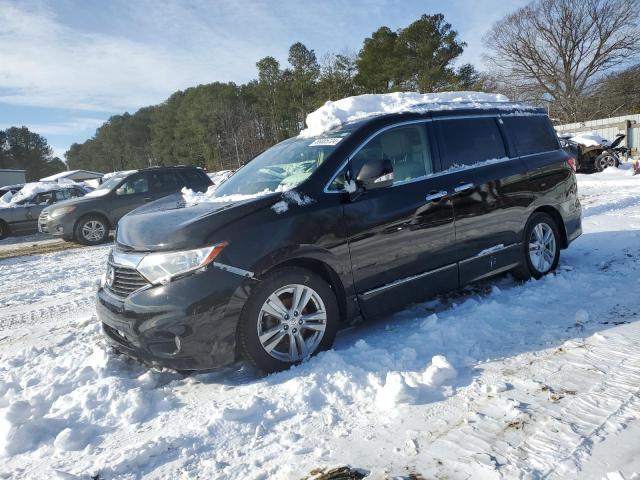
[0, 0, 528, 160]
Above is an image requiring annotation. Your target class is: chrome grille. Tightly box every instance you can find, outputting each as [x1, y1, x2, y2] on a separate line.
[106, 263, 149, 298]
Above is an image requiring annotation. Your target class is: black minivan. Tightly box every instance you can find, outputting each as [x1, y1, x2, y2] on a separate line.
[97, 105, 582, 372]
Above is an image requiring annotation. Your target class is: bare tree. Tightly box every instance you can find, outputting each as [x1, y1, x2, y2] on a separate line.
[484, 0, 640, 122]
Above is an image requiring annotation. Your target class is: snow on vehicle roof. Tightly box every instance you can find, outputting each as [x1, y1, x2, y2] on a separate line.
[299, 91, 527, 137]
[102, 170, 138, 180]
[569, 132, 611, 147]
[0, 181, 63, 207]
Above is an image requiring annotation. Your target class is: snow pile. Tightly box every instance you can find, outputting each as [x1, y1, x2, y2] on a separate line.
[570, 132, 611, 147]
[271, 190, 315, 213]
[300, 91, 514, 137]
[0, 182, 60, 207]
[0, 323, 176, 458]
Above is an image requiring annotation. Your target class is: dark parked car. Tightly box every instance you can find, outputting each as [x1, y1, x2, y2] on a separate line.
[559, 133, 626, 172]
[0, 183, 88, 239]
[97, 106, 582, 373]
[39, 166, 212, 245]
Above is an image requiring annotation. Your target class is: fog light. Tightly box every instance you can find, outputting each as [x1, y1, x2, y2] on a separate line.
[174, 335, 182, 353]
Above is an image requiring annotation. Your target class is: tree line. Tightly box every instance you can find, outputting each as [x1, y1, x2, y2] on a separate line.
[65, 14, 481, 173]
[14, 1, 640, 176]
[0, 127, 66, 182]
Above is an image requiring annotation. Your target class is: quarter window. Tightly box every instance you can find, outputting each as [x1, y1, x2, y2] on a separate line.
[501, 115, 559, 156]
[436, 118, 507, 169]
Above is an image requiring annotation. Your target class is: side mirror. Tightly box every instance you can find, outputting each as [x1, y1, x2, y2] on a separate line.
[356, 158, 394, 190]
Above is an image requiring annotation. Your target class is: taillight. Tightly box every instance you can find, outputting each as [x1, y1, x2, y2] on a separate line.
[567, 157, 576, 172]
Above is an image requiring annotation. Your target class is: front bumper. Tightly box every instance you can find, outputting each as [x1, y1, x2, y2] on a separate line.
[97, 265, 252, 370]
[38, 211, 74, 236]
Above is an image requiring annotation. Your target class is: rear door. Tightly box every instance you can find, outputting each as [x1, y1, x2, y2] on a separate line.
[337, 121, 458, 318]
[434, 115, 530, 284]
[147, 170, 181, 200]
[180, 168, 212, 192]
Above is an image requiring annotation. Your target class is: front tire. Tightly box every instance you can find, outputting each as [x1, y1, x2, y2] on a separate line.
[237, 267, 339, 373]
[74, 215, 109, 245]
[513, 212, 561, 280]
[594, 153, 611, 172]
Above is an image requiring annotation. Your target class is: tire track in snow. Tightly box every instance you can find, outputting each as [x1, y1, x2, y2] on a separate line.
[505, 325, 640, 478]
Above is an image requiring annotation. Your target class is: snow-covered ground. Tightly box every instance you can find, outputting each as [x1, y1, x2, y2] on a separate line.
[1, 167, 640, 479]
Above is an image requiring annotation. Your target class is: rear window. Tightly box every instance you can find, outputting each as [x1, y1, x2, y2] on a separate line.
[436, 118, 507, 169]
[501, 115, 558, 156]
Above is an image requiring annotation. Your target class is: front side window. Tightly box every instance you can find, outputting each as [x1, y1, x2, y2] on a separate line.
[54, 190, 70, 202]
[33, 191, 55, 205]
[117, 174, 149, 196]
[215, 133, 350, 197]
[436, 118, 507, 169]
[329, 123, 433, 190]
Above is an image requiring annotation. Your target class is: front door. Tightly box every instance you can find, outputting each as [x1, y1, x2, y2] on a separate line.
[109, 173, 153, 224]
[433, 115, 530, 284]
[340, 121, 458, 318]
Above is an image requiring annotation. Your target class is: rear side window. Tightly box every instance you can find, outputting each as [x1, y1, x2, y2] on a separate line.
[182, 169, 209, 188]
[149, 171, 179, 191]
[502, 115, 559, 156]
[436, 118, 506, 169]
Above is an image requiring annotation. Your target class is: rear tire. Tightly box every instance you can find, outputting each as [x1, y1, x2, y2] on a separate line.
[74, 215, 109, 245]
[237, 267, 339, 373]
[512, 212, 561, 281]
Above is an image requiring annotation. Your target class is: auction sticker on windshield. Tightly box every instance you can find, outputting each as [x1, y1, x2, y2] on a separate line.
[309, 137, 343, 146]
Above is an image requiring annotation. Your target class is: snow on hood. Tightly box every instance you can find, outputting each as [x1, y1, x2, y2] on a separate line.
[102, 170, 137, 180]
[299, 91, 514, 137]
[181, 183, 291, 206]
[569, 132, 611, 147]
[0, 182, 61, 207]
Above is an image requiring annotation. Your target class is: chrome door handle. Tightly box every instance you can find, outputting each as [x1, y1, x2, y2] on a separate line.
[425, 190, 448, 202]
[454, 183, 474, 193]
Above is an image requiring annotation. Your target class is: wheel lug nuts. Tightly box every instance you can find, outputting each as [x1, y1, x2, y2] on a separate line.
[283, 325, 288, 330]
[293, 311, 298, 316]
[284, 314, 289, 320]
[292, 328, 297, 333]
[298, 319, 303, 325]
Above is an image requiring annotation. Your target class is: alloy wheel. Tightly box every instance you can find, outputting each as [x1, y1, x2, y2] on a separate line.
[81, 220, 106, 242]
[257, 283, 327, 363]
[528, 223, 556, 274]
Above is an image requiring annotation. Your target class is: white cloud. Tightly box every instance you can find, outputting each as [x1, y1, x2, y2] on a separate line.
[0, 117, 106, 135]
[0, 2, 262, 112]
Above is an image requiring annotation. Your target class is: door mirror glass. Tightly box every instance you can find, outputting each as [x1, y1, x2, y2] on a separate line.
[356, 158, 394, 190]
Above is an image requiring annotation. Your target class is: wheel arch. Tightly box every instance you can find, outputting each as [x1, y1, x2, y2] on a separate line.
[268, 257, 349, 325]
[532, 206, 568, 249]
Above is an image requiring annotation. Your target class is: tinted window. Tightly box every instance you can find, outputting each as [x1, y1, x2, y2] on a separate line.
[502, 115, 559, 156]
[149, 171, 179, 191]
[436, 118, 506, 169]
[182, 169, 209, 187]
[329, 124, 433, 190]
[68, 188, 83, 198]
[117, 174, 149, 195]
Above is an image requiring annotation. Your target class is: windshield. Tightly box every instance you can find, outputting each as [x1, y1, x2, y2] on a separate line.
[215, 133, 350, 197]
[85, 175, 125, 197]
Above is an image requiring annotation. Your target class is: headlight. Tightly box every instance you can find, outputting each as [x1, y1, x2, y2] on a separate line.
[136, 243, 228, 284]
[49, 206, 76, 218]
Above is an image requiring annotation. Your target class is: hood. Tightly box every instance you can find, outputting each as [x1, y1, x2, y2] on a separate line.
[116, 192, 278, 251]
